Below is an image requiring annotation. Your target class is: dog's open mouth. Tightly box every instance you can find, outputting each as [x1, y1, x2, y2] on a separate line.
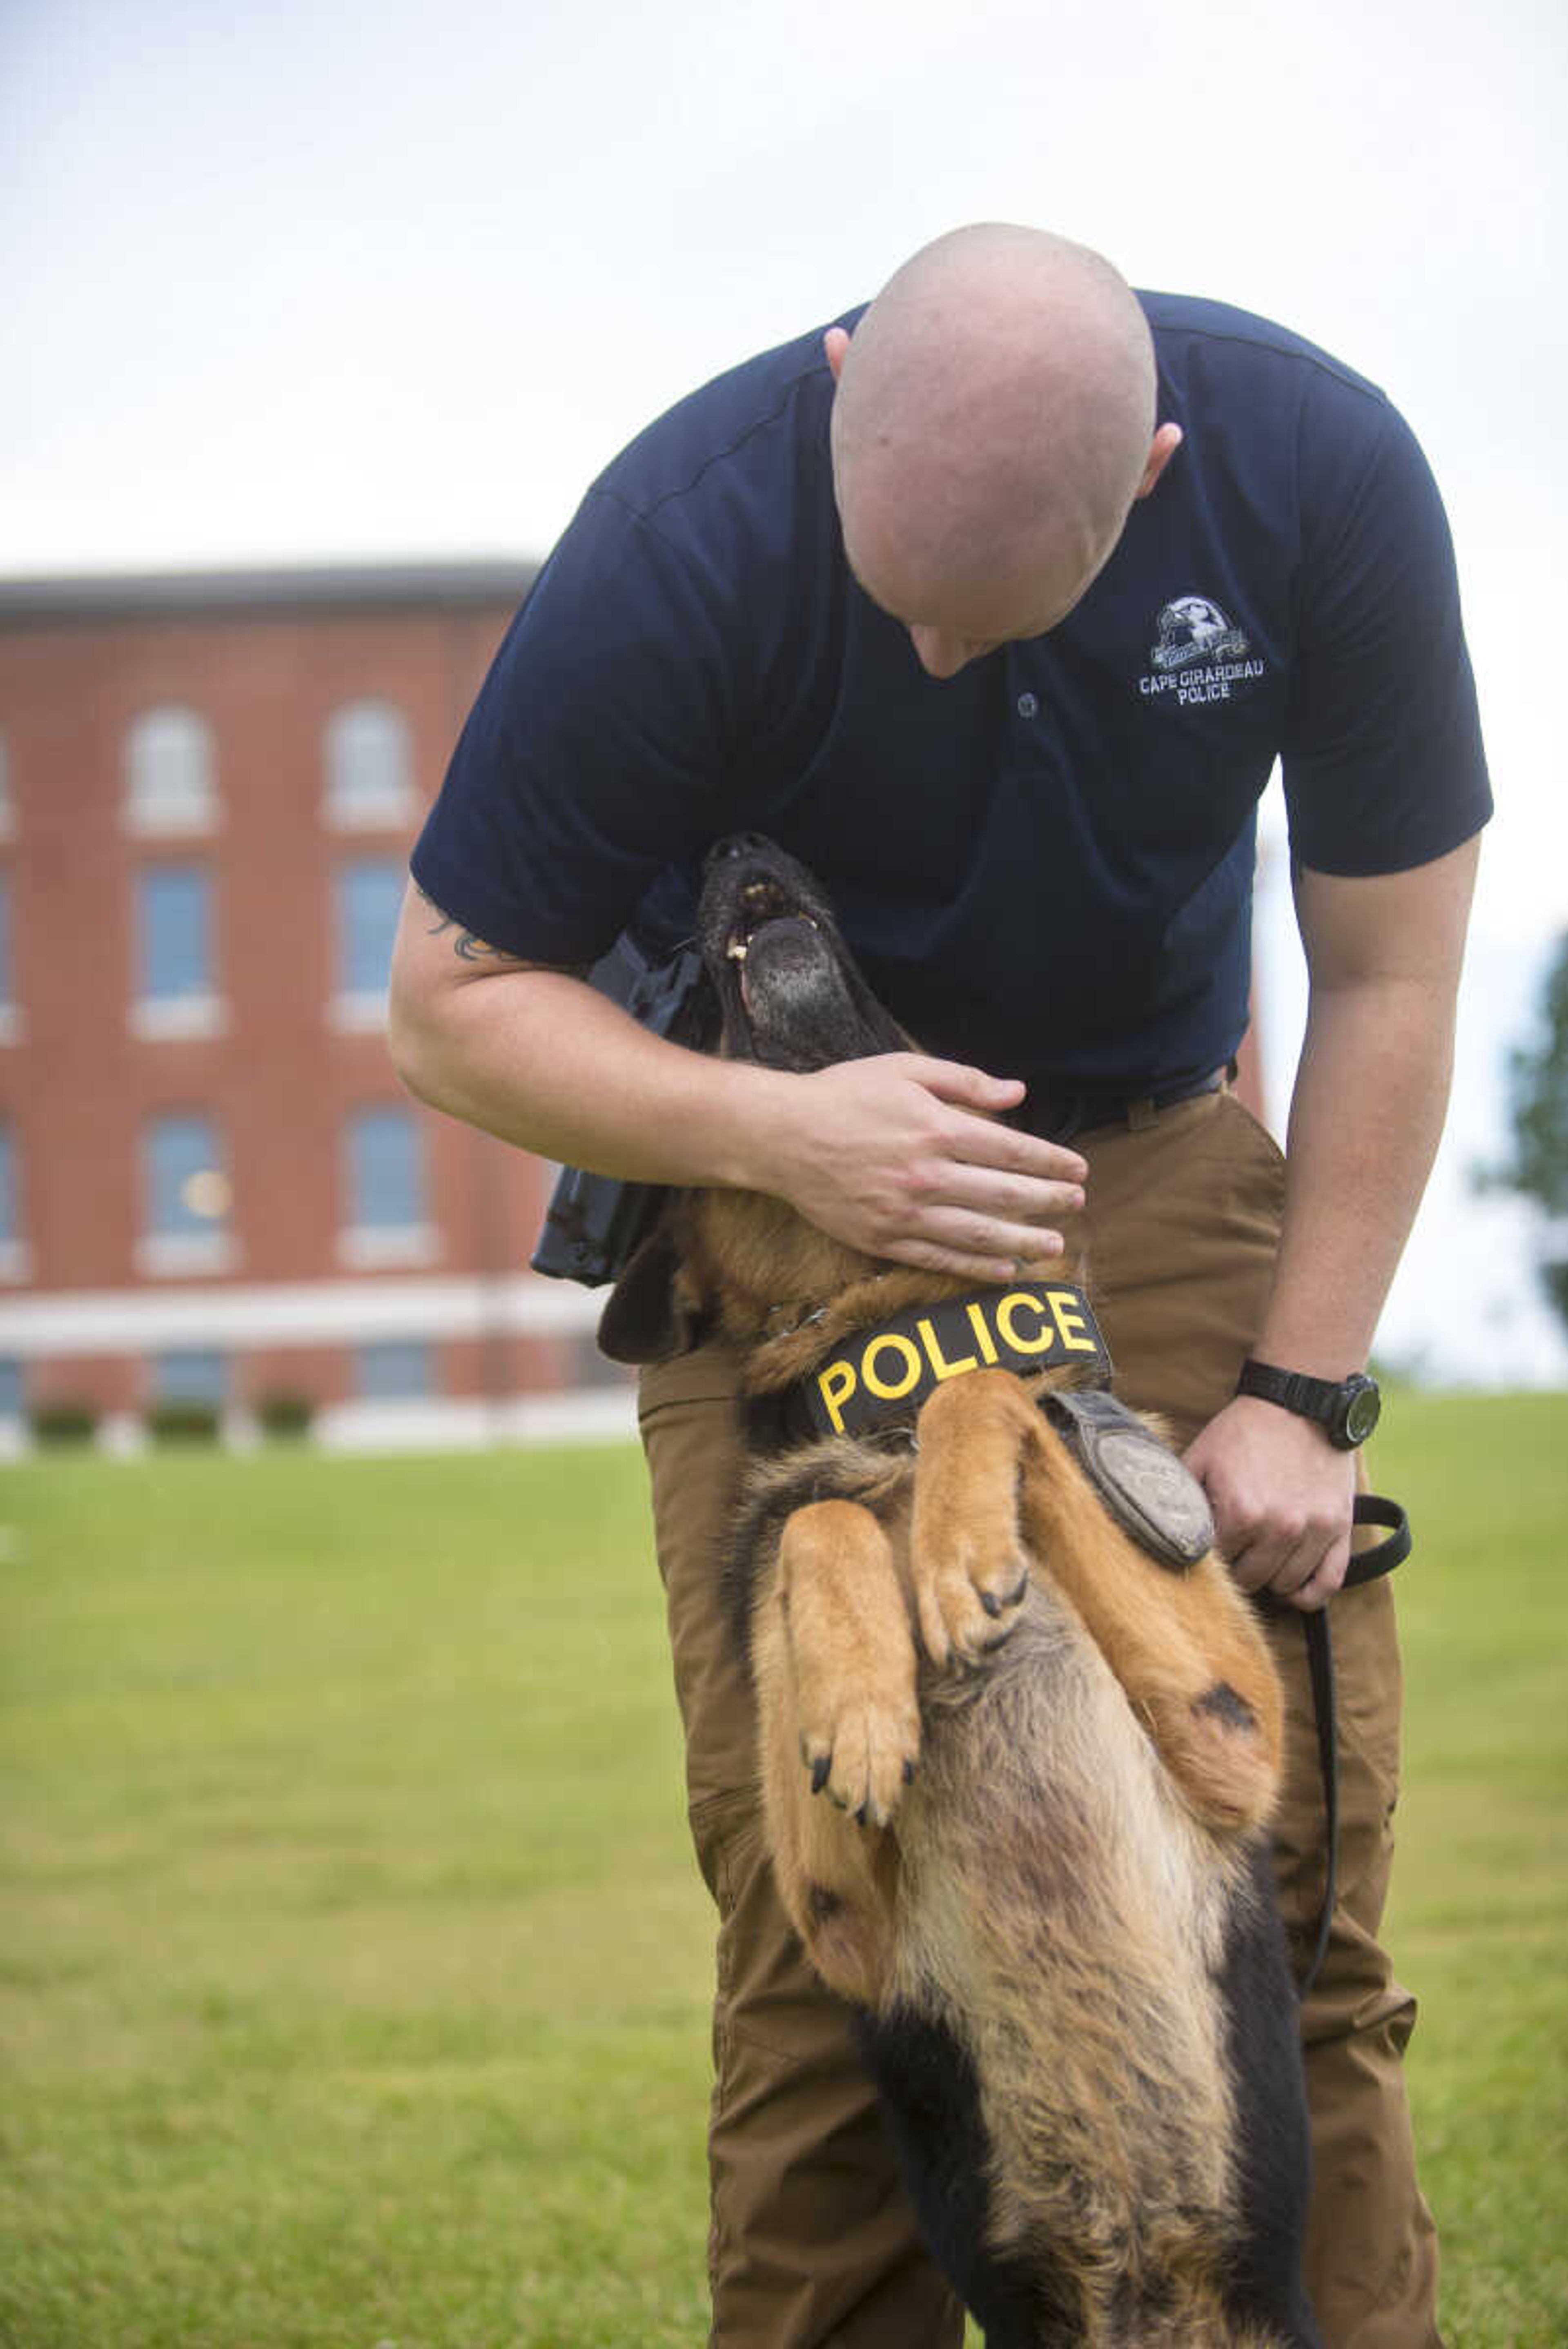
[724, 878, 823, 1018]
[701, 837, 906, 1073]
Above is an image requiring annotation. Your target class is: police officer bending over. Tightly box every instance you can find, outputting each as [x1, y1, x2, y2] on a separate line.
[390, 223, 1488, 2349]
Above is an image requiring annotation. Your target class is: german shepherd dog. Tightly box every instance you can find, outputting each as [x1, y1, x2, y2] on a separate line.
[604, 835, 1320, 2348]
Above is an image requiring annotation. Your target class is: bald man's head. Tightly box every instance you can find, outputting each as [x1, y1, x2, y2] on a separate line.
[828, 225, 1174, 675]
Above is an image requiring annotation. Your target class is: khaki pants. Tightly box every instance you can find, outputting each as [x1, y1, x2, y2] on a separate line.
[637, 1089, 1441, 2348]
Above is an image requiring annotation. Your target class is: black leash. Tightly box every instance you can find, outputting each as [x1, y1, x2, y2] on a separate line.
[1287, 1495, 1411, 2001]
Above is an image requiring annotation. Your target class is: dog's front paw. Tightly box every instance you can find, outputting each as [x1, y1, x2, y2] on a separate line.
[796, 1664, 921, 1829]
[909, 1369, 1039, 1668]
[777, 1498, 922, 1828]
[911, 1530, 1030, 1670]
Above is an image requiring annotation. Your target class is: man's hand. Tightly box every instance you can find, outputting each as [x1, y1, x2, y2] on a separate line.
[1185, 1396, 1357, 1612]
[760, 1053, 1088, 1280]
[390, 880, 1088, 1280]
[1177, 842, 1480, 1614]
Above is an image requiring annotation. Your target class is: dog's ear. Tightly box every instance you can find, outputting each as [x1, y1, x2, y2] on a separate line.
[597, 1223, 693, 1364]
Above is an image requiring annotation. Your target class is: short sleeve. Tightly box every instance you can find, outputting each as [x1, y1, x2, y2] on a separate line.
[1281, 396, 1490, 875]
[410, 487, 738, 961]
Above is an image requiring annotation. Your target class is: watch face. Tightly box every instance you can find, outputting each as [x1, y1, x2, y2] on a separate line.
[1343, 1381, 1381, 1445]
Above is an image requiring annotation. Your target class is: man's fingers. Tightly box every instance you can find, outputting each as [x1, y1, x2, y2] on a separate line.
[900, 1057, 1090, 1183]
[876, 1238, 1058, 1282]
[1227, 1519, 1350, 1609]
[1282, 1537, 1352, 1613]
[1188, 1397, 1359, 1615]
[866, 1209, 1068, 1282]
[903, 1053, 1028, 1113]
[783, 1054, 1089, 1267]
[929, 1163, 1087, 1226]
[889, 1163, 1086, 1269]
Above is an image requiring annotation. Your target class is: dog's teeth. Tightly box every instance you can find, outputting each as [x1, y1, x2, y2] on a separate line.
[727, 940, 748, 963]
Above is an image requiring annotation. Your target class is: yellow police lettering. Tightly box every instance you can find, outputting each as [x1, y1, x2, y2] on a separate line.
[863, 1332, 923, 1400]
[965, 1301, 1000, 1363]
[996, 1291, 1055, 1354]
[817, 1358, 857, 1434]
[917, 1316, 979, 1382]
[1048, 1289, 1098, 1353]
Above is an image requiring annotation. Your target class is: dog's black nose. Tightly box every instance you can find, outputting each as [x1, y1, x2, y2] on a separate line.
[705, 831, 774, 873]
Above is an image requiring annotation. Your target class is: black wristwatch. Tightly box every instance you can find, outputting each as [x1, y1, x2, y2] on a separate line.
[1235, 1360, 1381, 1450]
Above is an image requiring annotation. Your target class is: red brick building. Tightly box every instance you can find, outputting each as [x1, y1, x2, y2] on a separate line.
[0, 565, 626, 1454]
[0, 562, 1266, 1454]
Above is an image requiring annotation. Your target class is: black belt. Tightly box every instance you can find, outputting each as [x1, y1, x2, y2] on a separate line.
[1014, 1062, 1234, 1146]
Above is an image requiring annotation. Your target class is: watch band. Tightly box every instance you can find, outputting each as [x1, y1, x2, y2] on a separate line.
[1235, 1358, 1380, 1449]
[1235, 1360, 1344, 1423]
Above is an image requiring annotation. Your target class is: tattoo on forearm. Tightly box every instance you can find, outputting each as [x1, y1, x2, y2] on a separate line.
[415, 885, 589, 975]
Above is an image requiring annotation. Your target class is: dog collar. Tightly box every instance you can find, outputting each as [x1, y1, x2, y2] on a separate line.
[778, 1280, 1223, 1582]
[787, 1280, 1113, 1440]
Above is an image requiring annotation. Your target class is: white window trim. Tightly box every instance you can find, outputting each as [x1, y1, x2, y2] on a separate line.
[134, 1232, 240, 1279]
[129, 992, 230, 1042]
[122, 794, 221, 840]
[327, 988, 390, 1034]
[336, 1222, 442, 1271]
[322, 781, 419, 834]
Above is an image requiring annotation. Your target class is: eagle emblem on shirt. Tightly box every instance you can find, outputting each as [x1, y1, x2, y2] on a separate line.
[1149, 596, 1251, 672]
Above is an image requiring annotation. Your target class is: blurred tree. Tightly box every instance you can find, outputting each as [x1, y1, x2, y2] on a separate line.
[1486, 933, 1568, 1332]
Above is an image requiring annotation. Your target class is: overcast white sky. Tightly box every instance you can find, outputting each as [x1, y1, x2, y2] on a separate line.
[4, 0, 1566, 1380]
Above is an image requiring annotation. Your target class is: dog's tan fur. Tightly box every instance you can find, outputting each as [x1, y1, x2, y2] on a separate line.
[668, 1185, 1299, 2345]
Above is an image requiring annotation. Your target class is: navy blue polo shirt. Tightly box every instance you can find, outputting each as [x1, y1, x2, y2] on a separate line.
[412, 294, 1490, 1093]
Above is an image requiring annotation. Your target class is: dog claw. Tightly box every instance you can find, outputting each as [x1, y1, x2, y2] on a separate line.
[810, 1753, 831, 1795]
[980, 1590, 1002, 1619]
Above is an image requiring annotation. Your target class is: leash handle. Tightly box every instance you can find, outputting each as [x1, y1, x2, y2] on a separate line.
[1294, 1494, 1411, 2003]
[1343, 1493, 1410, 1587]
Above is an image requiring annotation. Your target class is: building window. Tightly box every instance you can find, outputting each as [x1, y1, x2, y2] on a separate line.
[331, 857, 404, 1029]
[0, 1357, 23, 1419]
[0, 873, 18, 1044]
[348, 1106, 423, 1227]
[153, 1349, 229, 1408]
[323, 701, 416, 831]
[339, 1105, 437, 1268]
[138, 1111, 236, 1276]
[124, 707, 218, 837]
[131, 865, 226, 1039]
[0, 1121, 26, 1280]
[354, 1339, 433, 1400]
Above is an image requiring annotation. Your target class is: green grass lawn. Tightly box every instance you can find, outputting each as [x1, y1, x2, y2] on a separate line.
[1, 1394, 1565, 2347]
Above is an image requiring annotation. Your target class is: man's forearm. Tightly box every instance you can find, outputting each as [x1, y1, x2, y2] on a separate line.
[390, 957, 780, 1189]
[1186, 971, 1457, 1611]
[386, 882, 1089, 1276]
[1252, 972, 1457, 1376]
